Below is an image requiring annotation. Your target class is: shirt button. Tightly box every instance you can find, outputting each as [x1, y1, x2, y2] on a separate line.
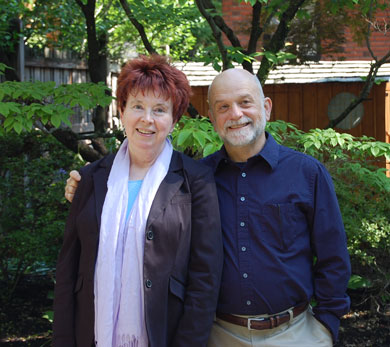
[241, 172, 247, 177]
[240, 222, 245, 227]
[145, 279, 152, 288]
[246, 300, 251, 306]
[240, 196, 245, 202]
[146, 230, 154, 240]
[241, 246, 247, 252]
[243, 273, 248, 279]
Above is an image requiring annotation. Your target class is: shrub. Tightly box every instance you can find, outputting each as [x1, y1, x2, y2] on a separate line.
[0, 131, 84, 299]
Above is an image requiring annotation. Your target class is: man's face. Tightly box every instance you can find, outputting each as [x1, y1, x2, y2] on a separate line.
[208, 69, 271, 148]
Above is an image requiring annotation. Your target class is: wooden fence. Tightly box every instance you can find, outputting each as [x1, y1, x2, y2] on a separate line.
[191, 82, 389, 141]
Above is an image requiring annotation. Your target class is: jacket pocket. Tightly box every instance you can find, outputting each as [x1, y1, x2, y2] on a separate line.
[74, 275, 83, 293]
[169, 276, 185, 302]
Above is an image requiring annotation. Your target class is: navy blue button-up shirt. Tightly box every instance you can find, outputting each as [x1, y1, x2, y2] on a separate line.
[201, 133, 351, 342]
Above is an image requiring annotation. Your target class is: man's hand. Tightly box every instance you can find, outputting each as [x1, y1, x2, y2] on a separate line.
[65, 170, 81, 203]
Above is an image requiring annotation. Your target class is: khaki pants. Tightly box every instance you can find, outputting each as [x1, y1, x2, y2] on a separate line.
[207, 308, 332, 347]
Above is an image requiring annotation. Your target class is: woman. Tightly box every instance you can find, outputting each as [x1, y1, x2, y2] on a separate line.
[53, 55, 223, 347]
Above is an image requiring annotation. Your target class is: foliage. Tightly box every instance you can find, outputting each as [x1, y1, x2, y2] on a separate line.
[0, 79, 113, 134]
[10, 0, 211, 65]
[172, 116, 222, 159]
[0, 0, 28, 51]
[0, 131, 85, 299]
[120, 0, 212, 62]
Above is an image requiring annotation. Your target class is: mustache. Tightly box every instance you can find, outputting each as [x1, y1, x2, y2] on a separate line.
[224, 116, 252, 130]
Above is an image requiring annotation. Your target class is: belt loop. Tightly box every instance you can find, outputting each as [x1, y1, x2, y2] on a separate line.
[288, 308, 294, 321]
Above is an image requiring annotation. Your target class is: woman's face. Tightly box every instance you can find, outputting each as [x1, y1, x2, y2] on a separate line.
[121, 90, 175, 158]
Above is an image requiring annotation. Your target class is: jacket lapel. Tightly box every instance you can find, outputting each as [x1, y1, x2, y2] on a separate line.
[91, 151, 184, 230]
[93, 154, 115, 231]
[147, 151, 184, 227]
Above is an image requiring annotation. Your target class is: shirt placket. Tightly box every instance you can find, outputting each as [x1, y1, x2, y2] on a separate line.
[236, 167, 253, 309]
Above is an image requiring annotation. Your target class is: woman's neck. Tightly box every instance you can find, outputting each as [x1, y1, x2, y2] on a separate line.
[128, 148, 161, 180]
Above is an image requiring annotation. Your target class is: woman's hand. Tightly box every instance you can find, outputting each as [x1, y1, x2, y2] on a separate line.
[65, 170, 81, 202]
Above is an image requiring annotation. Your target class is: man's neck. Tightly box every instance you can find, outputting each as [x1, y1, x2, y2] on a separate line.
[224, 133, 267, 163]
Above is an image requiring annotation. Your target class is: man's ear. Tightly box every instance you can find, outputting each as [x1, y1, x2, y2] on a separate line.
[264, 97, 272, 121]
[208, 109, 216, 130]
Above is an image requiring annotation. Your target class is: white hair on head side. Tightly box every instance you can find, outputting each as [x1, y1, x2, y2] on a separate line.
[252, 74, 265, 101]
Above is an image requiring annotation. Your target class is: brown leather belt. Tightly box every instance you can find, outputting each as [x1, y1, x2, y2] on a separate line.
[216, 303, 308, 331]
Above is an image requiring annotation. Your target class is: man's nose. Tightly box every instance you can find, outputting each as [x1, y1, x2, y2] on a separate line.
[230, 103, 243, 119]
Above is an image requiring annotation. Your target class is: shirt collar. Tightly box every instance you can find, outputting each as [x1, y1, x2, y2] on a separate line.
[212, 132, 280, 171]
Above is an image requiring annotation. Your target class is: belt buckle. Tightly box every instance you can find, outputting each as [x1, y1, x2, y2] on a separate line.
[247, 317, 265, 330]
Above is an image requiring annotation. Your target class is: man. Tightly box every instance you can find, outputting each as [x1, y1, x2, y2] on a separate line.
[65, 68, 351, 346]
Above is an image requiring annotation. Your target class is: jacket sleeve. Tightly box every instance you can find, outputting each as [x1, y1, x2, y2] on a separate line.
[310, 163, 351, 343]
[52, 170, 89, 347]
[171, 165, 223, 347]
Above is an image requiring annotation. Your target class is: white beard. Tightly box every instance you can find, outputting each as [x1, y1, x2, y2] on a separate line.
[221, 115, 266, 147]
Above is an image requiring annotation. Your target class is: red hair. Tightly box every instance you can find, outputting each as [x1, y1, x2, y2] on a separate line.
[116, 54, 192, 123]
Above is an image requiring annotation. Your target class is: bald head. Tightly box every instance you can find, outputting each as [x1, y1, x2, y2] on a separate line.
[208, 68, 265, 110]
[206, 68, 272, 162]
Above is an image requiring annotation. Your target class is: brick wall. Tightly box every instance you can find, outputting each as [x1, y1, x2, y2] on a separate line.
[221, 1, 390, 60]
[221, 0, 253, 49]
[323, 25, 390, 60]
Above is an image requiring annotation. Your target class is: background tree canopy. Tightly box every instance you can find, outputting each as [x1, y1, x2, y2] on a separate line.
[1, 0, 389, 160]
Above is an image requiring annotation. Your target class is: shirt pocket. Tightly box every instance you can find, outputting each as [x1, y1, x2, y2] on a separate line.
[260, 202, 306, 251]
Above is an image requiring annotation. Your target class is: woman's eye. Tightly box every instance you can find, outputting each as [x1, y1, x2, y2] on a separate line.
[134, 104, 143, 110]
[154, 108, 165, 113]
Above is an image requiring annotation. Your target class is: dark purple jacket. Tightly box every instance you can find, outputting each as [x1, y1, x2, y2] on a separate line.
[53, 150, 223, 347]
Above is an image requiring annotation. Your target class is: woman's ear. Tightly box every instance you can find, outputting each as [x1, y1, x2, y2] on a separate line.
[170, 121, 177, 133]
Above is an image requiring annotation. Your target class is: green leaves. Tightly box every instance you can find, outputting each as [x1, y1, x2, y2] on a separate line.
[277, 127, 390, 164]
[257, 50, 297, 65]
[0, 80, 113, 134]
[0, 131, 85, 298]
[348, 275, 372, 289]
[171, 116, 222, 159]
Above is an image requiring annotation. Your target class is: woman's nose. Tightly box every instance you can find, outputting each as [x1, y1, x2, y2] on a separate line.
[141, 109, 153, 123]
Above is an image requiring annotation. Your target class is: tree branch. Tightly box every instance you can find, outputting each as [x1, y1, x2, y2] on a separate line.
[325, 1, 390, 129]
[325, 54, 390, 129]
[195, 0, 230, 71]
[247, 1, 263, 55]
[365, 0, 376, 60]
[118, 0, 157, 55]
[257, 0, 306, 84]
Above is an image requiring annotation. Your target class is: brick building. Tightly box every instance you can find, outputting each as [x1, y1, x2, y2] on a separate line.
[221, 0, 390, 61]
